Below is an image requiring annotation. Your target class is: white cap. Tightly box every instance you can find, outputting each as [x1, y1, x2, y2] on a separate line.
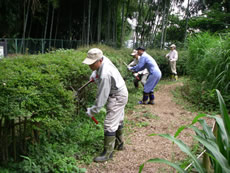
[131, 49, 138, 56]
[82, 48, 103, 65]
[170, 44, 176, 48]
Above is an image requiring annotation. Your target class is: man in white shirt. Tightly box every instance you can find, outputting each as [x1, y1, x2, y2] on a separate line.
[166, 44, 178, 80]
[82, 48, 128, 162]
[128, 49, 149, 88]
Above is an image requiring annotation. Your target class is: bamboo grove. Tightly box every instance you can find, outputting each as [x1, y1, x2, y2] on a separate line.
[1, 0, 229, 48]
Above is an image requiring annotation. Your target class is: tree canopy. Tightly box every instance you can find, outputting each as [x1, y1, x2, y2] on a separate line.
[0, 0, 229, 48]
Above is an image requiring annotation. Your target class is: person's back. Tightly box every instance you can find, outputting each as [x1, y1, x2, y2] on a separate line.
[140, 52, 161, 75]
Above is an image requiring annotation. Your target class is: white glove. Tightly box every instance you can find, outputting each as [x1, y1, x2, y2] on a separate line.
[133, 73, 138, 77]
[86, 108, 93, 118]
[128, 66, 133, 71]
[90, 71, 98, 82]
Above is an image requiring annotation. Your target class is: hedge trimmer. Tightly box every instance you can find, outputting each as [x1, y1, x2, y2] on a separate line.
[71, 79, 98, 124]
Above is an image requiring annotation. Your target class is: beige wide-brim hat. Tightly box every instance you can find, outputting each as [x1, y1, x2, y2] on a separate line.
[82, 48, 103, 65]
[131, 49, 138, 56]
[170, 44, 176, 48]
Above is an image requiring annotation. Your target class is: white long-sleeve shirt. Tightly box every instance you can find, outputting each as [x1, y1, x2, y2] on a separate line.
[89, 56, 127, 115]
[166, 50, 178, 62]
[128, 57, 149, 75]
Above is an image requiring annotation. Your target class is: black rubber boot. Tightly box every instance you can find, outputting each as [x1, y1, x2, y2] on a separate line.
[94, 132, 116, 162]
[115, 125, 124, 150]
[148, 92, 154, 105]
[139, 92, 149, 104]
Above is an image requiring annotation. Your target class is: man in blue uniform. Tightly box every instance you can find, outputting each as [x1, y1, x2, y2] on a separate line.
[129, 47, 161, 104]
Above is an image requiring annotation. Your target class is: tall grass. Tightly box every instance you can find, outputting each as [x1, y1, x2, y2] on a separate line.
[184, 32, 230, 109]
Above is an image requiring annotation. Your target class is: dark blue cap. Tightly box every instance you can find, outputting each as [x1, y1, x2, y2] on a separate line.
[136, 47, 145, 51]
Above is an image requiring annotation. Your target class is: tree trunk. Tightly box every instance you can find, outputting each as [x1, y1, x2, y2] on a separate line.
[120, 0, 125, 47]
[49, 6, 55, 48]
[184, 0, 190, 44]
[82, 0, 86, 45]
[106, 0, 111, 43]
[160, 1, 167, 49]
[112, 0, 118, 45]
[97, 0, 102, 43]
[163, 1, 170, 48]
[152, 3, 160, 46]
[44, 1, 49, 40]
[87, 0, 91, 46]
[21, 0, 31, 53]
[54, 9, 60, 46]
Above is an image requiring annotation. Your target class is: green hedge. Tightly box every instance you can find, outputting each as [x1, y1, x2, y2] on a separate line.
[0, 49, 92, 124]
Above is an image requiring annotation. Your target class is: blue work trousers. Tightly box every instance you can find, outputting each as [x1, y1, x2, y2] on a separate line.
[143, 71, 161, 93]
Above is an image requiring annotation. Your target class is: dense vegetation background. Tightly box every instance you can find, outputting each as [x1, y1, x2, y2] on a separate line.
[0, 0, 230, 47]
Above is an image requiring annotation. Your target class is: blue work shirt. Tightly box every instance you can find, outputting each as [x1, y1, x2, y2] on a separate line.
[131, 52, 161, 75]
[130, 52, 161, 93]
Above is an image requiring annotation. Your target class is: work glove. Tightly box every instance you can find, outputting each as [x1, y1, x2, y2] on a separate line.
[128, 66, 133, 71]
[86, 108, 93, 118]
[90, 71, 98, 82]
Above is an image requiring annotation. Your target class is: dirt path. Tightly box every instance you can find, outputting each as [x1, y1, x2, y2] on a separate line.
[83, 82, 212, 173]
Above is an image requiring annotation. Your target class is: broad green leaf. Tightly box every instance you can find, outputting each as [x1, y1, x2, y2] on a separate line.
[216, 90, 230, 138]
[198, 119, 216, 140]
[139, 158, 186, 173]
[191, 114, 207, 124]
[174, 125, 187, 138]
[190, 126, 206, 139]
[209, 116, 229, 149]
[157, 134, 205, 173]
[174, 114, 208, 138]
[194, 136, 230, 172]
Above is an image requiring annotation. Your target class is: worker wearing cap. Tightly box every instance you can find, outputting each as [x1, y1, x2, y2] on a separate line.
[128, 47, 161, 104]
[166, 44, 178, 80]
[128, 49, 149, 88]
[82, 48, 128, 162]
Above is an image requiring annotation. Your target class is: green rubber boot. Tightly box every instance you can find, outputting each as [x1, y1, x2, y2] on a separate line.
[94, 134, 116, 162]
[115, 126, 124, 150]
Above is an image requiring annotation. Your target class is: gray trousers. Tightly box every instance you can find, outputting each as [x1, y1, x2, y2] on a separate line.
[105, 88, 128, 133]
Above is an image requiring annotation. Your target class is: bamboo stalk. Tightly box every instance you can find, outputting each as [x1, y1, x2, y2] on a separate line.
[23, 117, 27, 153]
[12, 119, 16, 161]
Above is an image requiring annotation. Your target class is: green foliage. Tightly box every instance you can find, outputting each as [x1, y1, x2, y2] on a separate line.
[189, 3, 230, 33]
[184, 32, 230, 110]
[147, 49, 188, 77]
[139, 90, 230, 172]
[0, 48, 91, 124]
